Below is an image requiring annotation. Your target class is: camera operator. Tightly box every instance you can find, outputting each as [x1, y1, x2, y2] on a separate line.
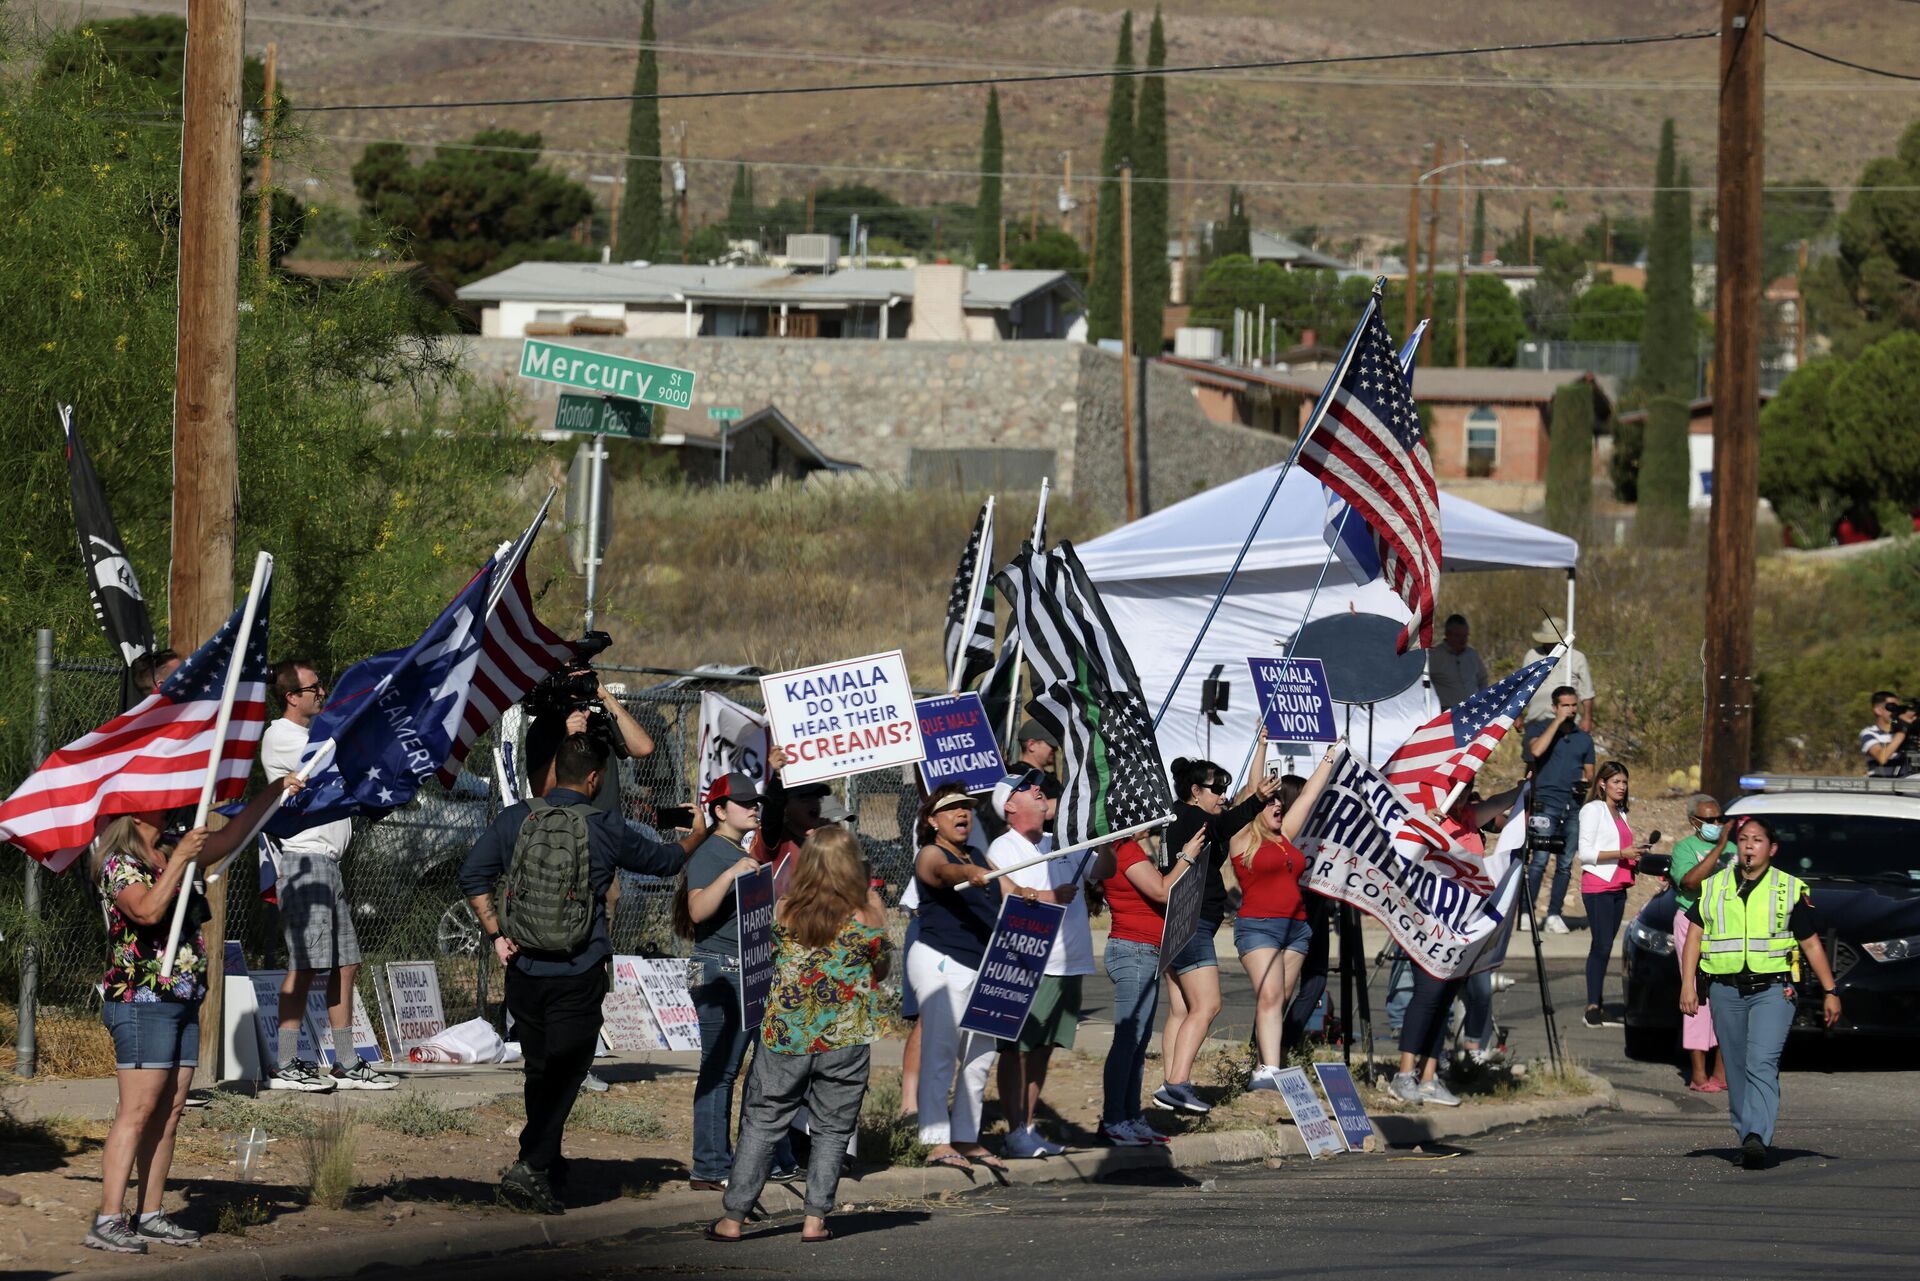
[1861, 691, 1917, 778]
[1522, 685, 1596, 935]
[523, 633, 654, 817]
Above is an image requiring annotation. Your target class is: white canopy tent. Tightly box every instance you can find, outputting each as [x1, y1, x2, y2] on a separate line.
[1074, 464, 1579, 777]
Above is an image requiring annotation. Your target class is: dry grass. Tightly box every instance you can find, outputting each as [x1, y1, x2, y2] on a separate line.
[0, 1005, 118, 1079]
[302, 1106, 358, 1210]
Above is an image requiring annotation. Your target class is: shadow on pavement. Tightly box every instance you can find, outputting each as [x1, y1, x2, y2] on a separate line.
[1684, 1145, 1841, 1167]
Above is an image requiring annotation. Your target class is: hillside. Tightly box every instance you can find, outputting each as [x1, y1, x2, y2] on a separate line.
[55, 0, 1920, 255]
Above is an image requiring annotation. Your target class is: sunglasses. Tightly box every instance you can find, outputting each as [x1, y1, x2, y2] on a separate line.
[289, 682, 326, 696]
[1205, 783, 1230, 796]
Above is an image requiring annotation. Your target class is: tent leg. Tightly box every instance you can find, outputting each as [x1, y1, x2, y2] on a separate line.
[1566, 568, 1576, 637]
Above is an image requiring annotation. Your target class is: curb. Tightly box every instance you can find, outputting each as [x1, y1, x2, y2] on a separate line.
[103, 1070, 1615, 1281]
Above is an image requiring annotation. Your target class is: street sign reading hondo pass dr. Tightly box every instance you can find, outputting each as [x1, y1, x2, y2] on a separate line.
[518, 337, 696, 409]
[555, 393, 651, 439]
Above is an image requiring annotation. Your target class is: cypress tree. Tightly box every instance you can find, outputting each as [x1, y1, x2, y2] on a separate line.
[1639, 119, 1695, 402]
[1636, 394, 1692, 545]
[975, 88, 1004, 267]
[1470, 191, 1486, 264]
[1130, 8, 1170, 355]
[725, 163, 755, 241]
[1214, 186, 1251, 258]
[1088, 11, 1134, 342]
[617, 0, 662, 259]
[1545, 378, 1595, 542]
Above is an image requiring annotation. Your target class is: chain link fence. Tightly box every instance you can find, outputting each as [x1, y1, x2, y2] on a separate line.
[4, 647, 926, 1064]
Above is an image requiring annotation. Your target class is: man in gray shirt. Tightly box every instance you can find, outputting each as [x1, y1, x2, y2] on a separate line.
[1428, 614, 1489, 711]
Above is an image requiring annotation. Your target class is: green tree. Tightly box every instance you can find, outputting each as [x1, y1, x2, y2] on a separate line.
[1758, 357, 1852, 546]
[760, 184, 935, 252]
[1635, 395, 1691, 546]
[975, 88, 1004, 266]
[1762, 179, 1835, 284]
[1639, 120, 1697, 402]
[1011, 226, 1087, 279]
[1088, 11, 1135, 342]
[1214, 186, 1252, 259]
[352, 131, 597, 284]
[1545, 379, 1596, 541]
[1569, 281, 1647, 343]
[1827, 330, 1920, 527]
[1803, 121, 1920, 357]
[1470, 191, 1486, 265]
[1130, 8, 1171, 355]
[1577, 213, 1649, 265]
[618, 0, 662, 259]
[1517, 237, 1589, 341]
[725, 163, 757, 241]
[1428, 274, 1527, 366]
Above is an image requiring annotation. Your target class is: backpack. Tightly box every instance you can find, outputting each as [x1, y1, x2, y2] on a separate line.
[498, 798, 595, 953]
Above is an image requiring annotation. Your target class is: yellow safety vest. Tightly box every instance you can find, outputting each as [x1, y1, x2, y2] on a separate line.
[1697, 866, 1808, 978]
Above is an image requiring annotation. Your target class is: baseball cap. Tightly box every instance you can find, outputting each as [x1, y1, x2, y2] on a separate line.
[1018, 718, 1059, 749]
[990, 767, 1047, 820]
[704, 770, 763, 807]
[816, 794, 853, 825]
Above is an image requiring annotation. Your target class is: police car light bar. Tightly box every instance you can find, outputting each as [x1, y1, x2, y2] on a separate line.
[1738, 773, 1920, 796]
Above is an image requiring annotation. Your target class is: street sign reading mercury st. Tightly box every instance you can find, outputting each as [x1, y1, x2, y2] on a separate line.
[555, 392, 652, 439]
[707, 406, 743, 422]
[517, 337, 697, 409]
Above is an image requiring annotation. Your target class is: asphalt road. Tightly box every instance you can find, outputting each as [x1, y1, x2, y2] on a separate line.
[376, 930, 1920, 1281]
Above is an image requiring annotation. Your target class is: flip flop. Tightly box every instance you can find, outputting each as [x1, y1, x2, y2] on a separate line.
[801, 1229, 834, 1243]
[704, 1219, 742, 1244]
[966, 1153, 1011, 1172]
[927, 1152, 972, 1171]
[1687, 1081, 1715, 1092]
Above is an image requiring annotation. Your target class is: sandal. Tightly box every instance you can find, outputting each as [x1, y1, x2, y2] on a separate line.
[926, 1151, 972, 1171]
[966, 1152, 1010, 1172]
[704, 1219, 742, 1243]
[802, 1229, 834, 1243]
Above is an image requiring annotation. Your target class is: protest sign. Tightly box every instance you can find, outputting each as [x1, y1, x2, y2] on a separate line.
[1275, 1067, 1345, 1159]
[696, 691, 770, 800]
[1247, 656, 1337, 743]
[636, 959, 702, 1050]
[311, 985, 384, 1067]
[600, 992, 664, 1052]
[1312, 1063, 1378, 1152]
[1297, 748, 1515, 979]
[914, 692, 1007, 795]
[761, 650, 926, 786]
[382, 961, 448, 1061]
[735, 865, 776, 1027]
[959, 897, 1065, 1040]
[247, 969, 325, 1074]
[1157, 859, 1208, 978]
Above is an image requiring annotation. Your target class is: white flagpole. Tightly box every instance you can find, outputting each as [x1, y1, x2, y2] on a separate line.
[948, 496, 994, 695]
[979, 812, 1174, 882]
[1427, 637, 1572, 818]
[204, 738, 336, 885]
[160, 550, 273, 979]
[1002, 478, 1051, 751]
[486, 487, 558, 621]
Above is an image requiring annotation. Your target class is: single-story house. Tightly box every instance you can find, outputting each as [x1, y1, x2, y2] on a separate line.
[1614, 393, 1773, 508]
[456, 261, 1081, 342]
[1167, 230, 1356, 302]
[648, 406, 859, 486]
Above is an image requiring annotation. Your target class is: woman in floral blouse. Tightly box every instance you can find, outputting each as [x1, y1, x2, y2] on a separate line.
[83, 781, 300, 1256]
[708, 824, 888, 1245]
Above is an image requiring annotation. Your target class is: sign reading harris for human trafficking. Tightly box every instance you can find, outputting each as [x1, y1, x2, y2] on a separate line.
[959, 896, 1066, 1041]
[1296, 747, 1516, 979]
[761, 650, 927, 787]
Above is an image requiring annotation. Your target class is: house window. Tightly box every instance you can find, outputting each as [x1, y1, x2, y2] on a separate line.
[1465, 406, 1499, 478]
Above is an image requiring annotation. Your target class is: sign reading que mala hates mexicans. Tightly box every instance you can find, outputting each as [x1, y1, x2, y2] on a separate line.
[760, 650, 926, 786]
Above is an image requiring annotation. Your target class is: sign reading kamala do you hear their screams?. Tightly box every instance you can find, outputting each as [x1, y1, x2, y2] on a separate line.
[760, 650, 927, 787]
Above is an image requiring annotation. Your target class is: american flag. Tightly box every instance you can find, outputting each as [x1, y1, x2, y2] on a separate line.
[1299, 301, 1441, 653]
[443, 548, 575, 786]
[0, 585, 274, 870]
[943, 499, 997, 694]
[1384, 655, 1560, 815]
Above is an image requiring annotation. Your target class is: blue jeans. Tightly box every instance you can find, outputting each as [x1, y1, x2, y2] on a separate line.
[1399, 971, 1464, 1063]
[1527, 801, 1576, 918]
[691, 951, 792, 1182]
[1101, 938, 1161, 1126]
[1707, 979, 1796, 1146]
[1461, 970, 1494, 1046]
[1385, 948, 1414, 1033]
[1582, 888, 1628, 1008]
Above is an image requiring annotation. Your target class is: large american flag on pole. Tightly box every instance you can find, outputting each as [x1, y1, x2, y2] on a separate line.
[1299, 302, 1441, 654]
[0, 588, 273, 870]
[1384, 655, 1560, 816]
[943, 498, 997, 694]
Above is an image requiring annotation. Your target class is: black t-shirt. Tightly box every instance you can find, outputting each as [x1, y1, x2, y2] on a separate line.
[525, 709, 626, 817]
[1685, 872, 1821, 977]
[1169, 793, 1266, 924]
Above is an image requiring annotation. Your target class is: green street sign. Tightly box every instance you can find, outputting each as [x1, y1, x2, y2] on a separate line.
[518, 337, 696, 409]
[555, 392, 652, 439]
[707, 406, 744, 422]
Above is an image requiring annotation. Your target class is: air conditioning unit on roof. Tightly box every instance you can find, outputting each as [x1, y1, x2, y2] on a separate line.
[785, 234, 840, 271]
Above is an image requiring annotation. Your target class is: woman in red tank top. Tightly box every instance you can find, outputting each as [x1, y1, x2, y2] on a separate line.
[1229, 739, 1339, 1091]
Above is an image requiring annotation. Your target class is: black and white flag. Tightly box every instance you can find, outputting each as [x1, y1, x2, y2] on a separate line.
[61, 405, 155, 671]
[943, 498, 997, 693]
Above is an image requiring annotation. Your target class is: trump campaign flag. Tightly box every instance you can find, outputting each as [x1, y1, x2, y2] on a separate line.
[0, 581, 274, 871]
[1383, 652, 1561, 816]
[269, 507, 572, 835]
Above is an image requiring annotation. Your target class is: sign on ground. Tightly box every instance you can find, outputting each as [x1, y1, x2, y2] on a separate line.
[1312, 1062, 1378, 1152]
[517, 338, 696, 409]
[381, 961, 447, 1061]
[1274, 1066, 1346, 1159]
[761, 650, 927, 786]
[556, 392, 652, 439]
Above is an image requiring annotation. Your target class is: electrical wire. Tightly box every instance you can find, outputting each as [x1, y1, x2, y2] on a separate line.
[1767, 30, 1920, 81]
[286, 29, 1718, 114]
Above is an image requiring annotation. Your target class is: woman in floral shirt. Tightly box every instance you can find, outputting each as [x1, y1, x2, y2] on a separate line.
[707, 825, 888, 1245]
[83, 780, 299, 1256]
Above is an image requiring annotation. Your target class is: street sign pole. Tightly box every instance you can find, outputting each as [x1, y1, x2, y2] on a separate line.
[720, 425, 729, 485]
[584, 433, 605, 631]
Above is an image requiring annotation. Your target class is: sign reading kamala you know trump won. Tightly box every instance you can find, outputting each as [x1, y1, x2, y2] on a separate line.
[960, 896, 1065, 1040]
[734, 864, 777, 1027]
[1297, 747, 1513, 979]
[761, 650, 926, 787]
[1247, 656, 1338, 743]
[914, 692, 1006, 795]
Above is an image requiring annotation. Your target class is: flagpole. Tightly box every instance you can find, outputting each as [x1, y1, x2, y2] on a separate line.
[204, 739, 337, 884]
[1151, 280, 1385, 732]
[1002, 477, 1051, 752]
[160, 550, 273, 979]
[949, 496, 994, 695]
[486, 488, 557, 622]
[979, 812, 1174, 882]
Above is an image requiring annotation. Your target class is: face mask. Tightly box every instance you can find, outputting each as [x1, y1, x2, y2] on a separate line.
[1698, 822, 1722, 842]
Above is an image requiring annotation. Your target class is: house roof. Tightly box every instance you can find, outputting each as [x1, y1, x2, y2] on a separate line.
[1615, 391, 1774, 428]
[653, 405, 861, 471]
[456, 261, 1076, 311]
[1165, 231, 1351, 273]
[1166, 358, 1618, 412]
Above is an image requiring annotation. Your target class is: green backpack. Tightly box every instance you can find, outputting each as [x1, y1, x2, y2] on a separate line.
[498, 797, 595, 953]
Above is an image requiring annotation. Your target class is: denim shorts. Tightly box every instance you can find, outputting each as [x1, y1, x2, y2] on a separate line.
[1233, 914, 1313, 956]
[102, 999, 200, 1070]
[1166, 918, 1220, 976]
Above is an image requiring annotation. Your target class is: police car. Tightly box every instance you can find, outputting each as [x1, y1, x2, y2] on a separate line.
[1620, 774, 1920, 1059]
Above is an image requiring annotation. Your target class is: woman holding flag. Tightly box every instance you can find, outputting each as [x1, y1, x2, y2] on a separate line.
[85, 778, 304, 1253]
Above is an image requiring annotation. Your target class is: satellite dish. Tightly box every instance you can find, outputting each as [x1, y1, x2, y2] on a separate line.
[1290, 613, 1428, 704]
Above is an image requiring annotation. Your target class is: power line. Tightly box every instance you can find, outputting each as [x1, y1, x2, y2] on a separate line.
[1768, 30, 1920, 81]
[288, 29, 1718, 114]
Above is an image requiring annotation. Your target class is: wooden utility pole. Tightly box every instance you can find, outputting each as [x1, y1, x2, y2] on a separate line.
[1795, 238, 1809, 366]
[253, 42, 276, 276]
[1120, 161, 1138, 522]
[1524, 204, 1535, 265]
[1179, 153, 1195, 305]
[805, 187, 815, 233]
[999, 216, 1008, 269]
[1085, 188, 1099, 296]
[1405, 159, 1422, 345]
[1421, 140, 1443, 366]
[1456, 147, 1469, 368]
[1601, 210, 1613, 263]
[174, 0, 245, 1083]
[677, 123, 690, 263]
[1702, 0, 1766, 804]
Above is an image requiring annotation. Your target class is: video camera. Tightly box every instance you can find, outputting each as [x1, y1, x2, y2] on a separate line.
[523, 631, 621, 749]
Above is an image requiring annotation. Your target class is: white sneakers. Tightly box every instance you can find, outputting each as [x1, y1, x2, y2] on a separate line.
[1545, 915, 1572, 935]
[1248, 1064, 1285, 1093]
[1003, 1124, 1067, 1158]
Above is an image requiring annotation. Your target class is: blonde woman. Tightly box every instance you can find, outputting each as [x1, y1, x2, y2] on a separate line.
[708, 826, 889, 1245]
[1229, 739, 1338, 1091]
[84, 781, 300, 1254]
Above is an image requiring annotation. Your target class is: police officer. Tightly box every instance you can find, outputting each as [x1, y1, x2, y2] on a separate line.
[1678, 814, 1842, 1169]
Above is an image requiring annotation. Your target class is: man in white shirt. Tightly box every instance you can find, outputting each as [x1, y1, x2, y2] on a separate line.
[1427, 614, 1490, 711]
[985, 768, 1090, 1159]
[1517, 618, 1595, 731]
[261, 659, 394, 1092]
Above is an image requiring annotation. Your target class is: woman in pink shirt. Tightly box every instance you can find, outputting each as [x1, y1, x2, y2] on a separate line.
[1575, 762, 1647, 1029]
